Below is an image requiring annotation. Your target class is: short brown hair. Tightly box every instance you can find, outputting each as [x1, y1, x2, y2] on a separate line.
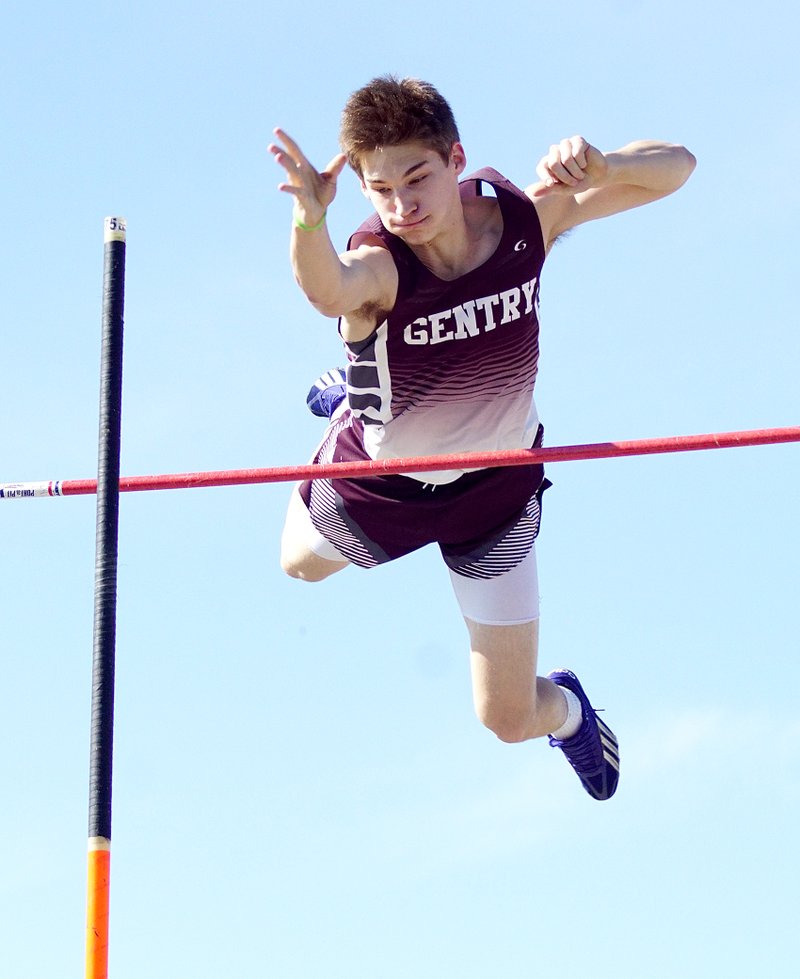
[339, 75, 460, 178]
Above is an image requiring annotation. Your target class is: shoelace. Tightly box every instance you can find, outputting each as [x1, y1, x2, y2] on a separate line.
[554, 714, 603, 770]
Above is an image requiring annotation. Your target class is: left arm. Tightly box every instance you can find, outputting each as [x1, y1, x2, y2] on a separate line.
[527, 137, 696, 250]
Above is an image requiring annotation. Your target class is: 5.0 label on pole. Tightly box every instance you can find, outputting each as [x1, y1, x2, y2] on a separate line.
[103, 217, 127, 243]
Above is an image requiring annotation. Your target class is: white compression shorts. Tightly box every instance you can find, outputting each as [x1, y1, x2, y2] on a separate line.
[288, 486, 540, 626]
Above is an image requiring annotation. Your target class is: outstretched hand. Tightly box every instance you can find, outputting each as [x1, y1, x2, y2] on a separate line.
[528, 136, 608, 199]
[269, 128, 348, 226]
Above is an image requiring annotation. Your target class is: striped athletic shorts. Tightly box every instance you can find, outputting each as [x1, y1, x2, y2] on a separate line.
[297, 410, 550, 580]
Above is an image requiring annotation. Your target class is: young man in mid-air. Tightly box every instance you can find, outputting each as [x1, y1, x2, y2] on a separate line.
[269, 76, 695, 801]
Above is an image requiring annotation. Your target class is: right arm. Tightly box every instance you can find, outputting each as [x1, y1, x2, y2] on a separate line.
[269, 129, 396, 336]
[526, 136, 696, 250]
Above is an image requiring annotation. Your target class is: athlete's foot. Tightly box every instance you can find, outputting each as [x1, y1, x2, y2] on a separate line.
[306, 368, 347, 419]
[547, 669, 620, 801]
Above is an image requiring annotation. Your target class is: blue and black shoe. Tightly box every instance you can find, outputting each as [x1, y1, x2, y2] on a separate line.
[306, 368, 347, 419]
[548, 669, 620, 801]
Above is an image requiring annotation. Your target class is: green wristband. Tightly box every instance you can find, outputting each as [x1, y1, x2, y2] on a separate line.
[293, 210, 327, 232]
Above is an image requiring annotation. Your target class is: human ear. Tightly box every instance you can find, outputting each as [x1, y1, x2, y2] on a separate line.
[451, 142, 467, 175]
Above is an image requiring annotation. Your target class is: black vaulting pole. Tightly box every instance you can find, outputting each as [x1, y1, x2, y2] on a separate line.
[86, 216, 126, 979]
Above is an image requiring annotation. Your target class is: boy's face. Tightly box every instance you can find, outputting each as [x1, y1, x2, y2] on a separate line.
[359, 140, 466, 244]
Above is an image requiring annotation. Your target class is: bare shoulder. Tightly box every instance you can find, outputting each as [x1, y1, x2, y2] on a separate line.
[525, 190, 572, 252]
[339, 239, 398, 343]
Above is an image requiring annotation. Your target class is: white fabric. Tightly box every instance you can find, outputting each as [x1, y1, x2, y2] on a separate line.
[448, 543, 540, 625]
[287, 486, 350, 563]
[549, 686, 583, 740]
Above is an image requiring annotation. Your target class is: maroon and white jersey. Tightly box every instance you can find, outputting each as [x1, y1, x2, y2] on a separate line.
[342, 168, 546, 484]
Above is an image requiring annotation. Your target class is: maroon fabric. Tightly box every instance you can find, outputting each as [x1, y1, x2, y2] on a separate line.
[343, 169, 546, 433]
[299, 412, 547, 566]
[297, 169, 550, 568]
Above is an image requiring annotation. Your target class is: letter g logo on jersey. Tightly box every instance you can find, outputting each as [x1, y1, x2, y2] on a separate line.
[514, 239, 527, 252]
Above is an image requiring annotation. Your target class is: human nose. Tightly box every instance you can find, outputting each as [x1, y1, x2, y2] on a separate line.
[393, 190, 416, 217]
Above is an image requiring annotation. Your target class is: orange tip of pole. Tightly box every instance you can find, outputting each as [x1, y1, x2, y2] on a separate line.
[86, 841, 111, 979]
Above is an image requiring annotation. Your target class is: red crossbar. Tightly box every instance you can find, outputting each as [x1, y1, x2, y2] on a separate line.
[15, 425, 793, 497]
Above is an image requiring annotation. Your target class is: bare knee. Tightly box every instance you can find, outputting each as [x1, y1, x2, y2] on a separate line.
[281, 557, 320, 582]
[280, 547, 347, 582]
[474, 677, 563, 743]
[489, 719, 534, 745]
[280, 489, 348, 582]
[475, 699, 537, 744]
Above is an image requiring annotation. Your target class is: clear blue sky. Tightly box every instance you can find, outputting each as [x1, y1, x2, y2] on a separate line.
[2, 2, 798, 977]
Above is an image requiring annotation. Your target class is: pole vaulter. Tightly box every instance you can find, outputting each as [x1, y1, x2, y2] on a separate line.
[2, 218, 797, 979]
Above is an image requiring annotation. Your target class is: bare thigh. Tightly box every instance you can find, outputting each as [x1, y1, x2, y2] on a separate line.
[466, 617, 566, 742]
[280, 487, 349, 582]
